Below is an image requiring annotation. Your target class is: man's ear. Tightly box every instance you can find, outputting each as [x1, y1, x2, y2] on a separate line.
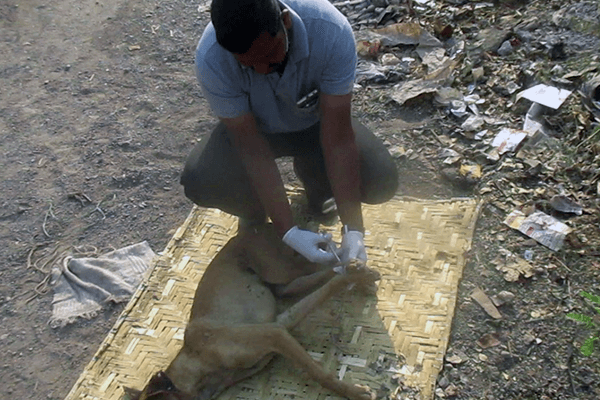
[282, 9, 292, 30]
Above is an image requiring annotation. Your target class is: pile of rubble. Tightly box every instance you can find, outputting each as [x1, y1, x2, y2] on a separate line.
[337, 0, 599, 256]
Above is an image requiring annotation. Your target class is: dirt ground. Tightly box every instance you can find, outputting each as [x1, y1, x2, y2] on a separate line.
[1, 0, 599, 399]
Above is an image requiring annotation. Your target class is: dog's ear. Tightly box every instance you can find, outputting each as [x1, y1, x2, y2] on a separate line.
[122, 372, 178, 400]
[147, 371, 177, 393]
[122, 386, 142, 400]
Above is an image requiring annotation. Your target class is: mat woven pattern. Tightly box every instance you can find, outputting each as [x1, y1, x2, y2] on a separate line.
[64, 193, 480, 400]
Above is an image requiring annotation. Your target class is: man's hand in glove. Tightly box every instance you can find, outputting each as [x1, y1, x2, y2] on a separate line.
[282, 226, 338, 264]
[341, 227, 367, 265]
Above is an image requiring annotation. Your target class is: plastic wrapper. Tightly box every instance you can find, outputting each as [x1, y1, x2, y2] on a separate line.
[504, 210, 572, 251]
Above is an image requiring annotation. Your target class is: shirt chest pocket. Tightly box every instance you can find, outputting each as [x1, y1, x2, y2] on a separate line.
[296, 89, 319, 115]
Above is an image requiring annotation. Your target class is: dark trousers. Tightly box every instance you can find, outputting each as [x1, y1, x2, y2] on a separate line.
[180, 118, 399, 221]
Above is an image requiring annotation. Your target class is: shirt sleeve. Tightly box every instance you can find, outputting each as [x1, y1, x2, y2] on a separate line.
[195, 29, 251, 119]
[319, 21, 357, 96]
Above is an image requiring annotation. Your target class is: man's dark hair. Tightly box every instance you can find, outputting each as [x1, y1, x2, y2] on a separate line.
[211, 0, 283, 54]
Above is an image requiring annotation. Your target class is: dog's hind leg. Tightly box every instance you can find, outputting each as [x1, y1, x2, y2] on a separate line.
[275, 272, 357, 330]
[274, 268, 336, 297]
[268, 325, 375, 400]
[275, 262, 379, 330]
[198, 323, 375, 400]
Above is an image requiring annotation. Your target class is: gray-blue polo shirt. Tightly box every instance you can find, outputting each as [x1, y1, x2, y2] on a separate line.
[195, 0, 357, 134]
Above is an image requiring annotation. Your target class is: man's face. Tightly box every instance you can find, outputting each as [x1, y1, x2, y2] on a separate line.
[233, 18, 289, 74]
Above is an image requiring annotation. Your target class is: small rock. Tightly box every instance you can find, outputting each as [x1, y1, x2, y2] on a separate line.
[371, 0, 388, 7]
[478, 353, 489, 362]
[497, 40, 514, 56]
[445, 383, 459, 397]
[472, 66, 484, 81]
[497, 291, 515, 303]
[491, 290, 515, 307]
[477, 333, 501, 349]
[551, 64, 564, 75]
[522, 332, 536, 345]
[446, 354, 464, 365]
[389, 145, 407, 158]
[380, 53, 401, 66]
[438, 376, 450, 389]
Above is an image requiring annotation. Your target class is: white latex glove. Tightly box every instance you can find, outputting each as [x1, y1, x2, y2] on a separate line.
[341, 230, 367, 265]
[282, 226, 337, 264]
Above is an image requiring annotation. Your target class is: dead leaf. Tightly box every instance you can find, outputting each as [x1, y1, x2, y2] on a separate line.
[471, 287, 502, 319]
[477, 333, 501, 349]
[496, 257, 534, 282]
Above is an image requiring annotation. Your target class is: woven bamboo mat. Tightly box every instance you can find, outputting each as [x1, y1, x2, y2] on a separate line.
[64, 191, 480, 400]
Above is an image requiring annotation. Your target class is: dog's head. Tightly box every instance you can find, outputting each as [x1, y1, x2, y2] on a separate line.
[123, 371, 189, 400]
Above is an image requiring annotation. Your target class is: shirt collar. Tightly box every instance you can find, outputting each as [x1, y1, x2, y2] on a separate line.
[280, 0, 309, 65]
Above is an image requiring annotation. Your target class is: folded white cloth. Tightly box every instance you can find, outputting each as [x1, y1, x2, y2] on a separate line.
[49, 241, 156, 328]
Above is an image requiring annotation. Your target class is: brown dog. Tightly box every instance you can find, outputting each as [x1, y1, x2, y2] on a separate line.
[125, 224, 379, 400]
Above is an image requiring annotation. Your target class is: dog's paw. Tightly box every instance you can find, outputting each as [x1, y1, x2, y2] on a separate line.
[345, 261, 380, 282]
[346, 384, 376, 400]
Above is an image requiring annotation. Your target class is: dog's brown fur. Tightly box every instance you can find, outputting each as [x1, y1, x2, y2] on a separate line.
[125, 224, 378, 400]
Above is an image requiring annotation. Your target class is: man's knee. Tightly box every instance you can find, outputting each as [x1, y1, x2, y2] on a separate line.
[180, 165, 206, 206]
[362, 172, 398, 204]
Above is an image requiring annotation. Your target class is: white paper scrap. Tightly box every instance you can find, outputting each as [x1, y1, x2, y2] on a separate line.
[504, 210, 572, 251]
[492, 128, 528, 154]
[516, 84, 572, 109]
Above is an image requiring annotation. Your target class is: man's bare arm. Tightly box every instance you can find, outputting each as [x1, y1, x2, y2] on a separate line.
[319, 93, 364, 231]
[220, 113, 294, 237]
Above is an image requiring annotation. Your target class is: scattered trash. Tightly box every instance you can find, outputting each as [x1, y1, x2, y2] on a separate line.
[471, 287, 502, 319]
[417, 46, 449, 72]
[493, 254, 535, 282]
[435, 87, 463, 106]
[503, 210, 573, 251]
[491, 128, 528, 155]
[461, 115, 485, 132]
[471, 27, 510, 54]
[549, 195, 584, 215]
[391, 59, 457, 105]
[581, 73, 600, 119]
[389, 145, 408, 158]
[439, 148, 461, 164]
[380, 53, 401, 66]
[459, 163, 482, 179]
[356, 39, 382, 59]
[515, 84, 572, 109]
[370, 22, 443, 48]
[450, 99, 468, 117]
[356, 59, 407, 84]
[523, 103, 546, 135]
